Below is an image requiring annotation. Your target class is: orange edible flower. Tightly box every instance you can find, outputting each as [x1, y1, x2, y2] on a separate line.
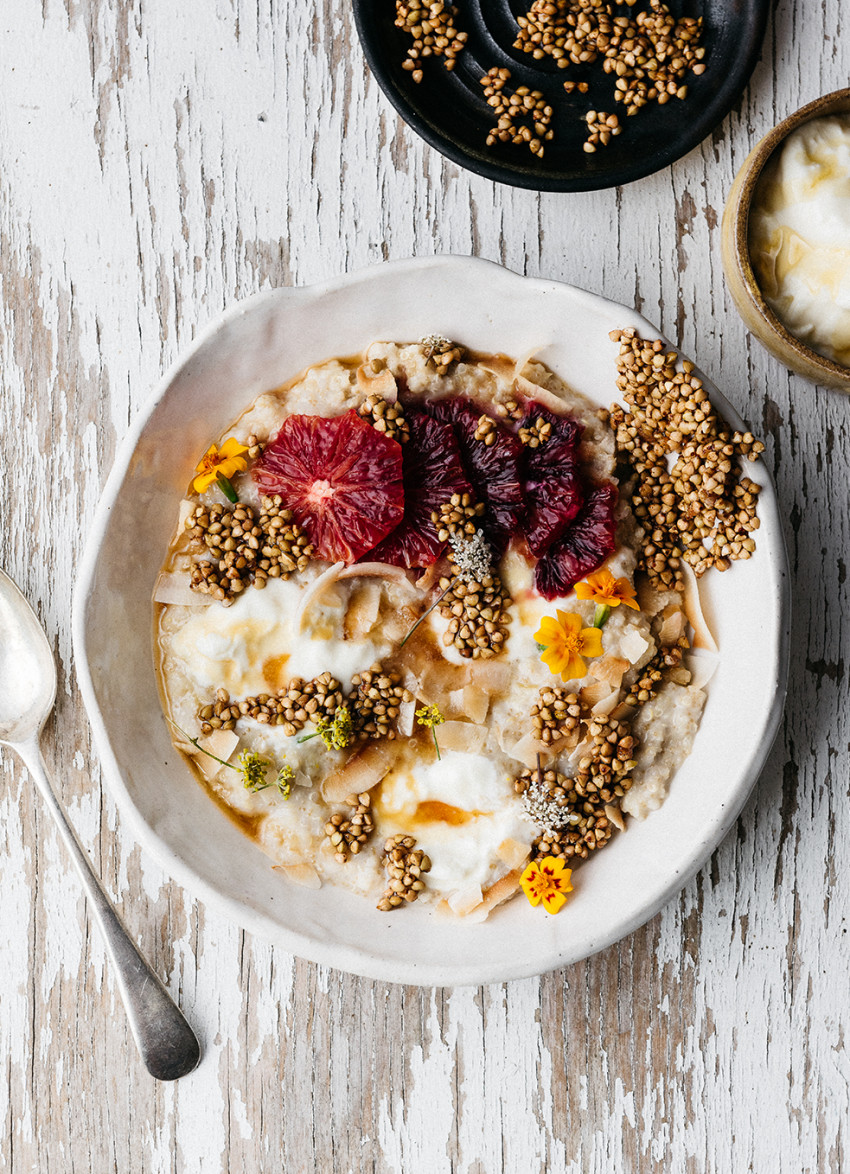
[520, 857, 573, 915]
[574, 567, 640, 611]
[534, 609, 603, 681]
[193, 437, 249, 493]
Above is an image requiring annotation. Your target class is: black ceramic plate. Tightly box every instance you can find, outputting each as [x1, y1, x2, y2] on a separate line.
[354, 0, 769, 191]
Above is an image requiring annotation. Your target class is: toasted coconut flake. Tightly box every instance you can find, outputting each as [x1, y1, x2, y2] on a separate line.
[620, 627, 651, 664]
[176, 498, 195, 536]
[680, 562, 718, 652]
[464, 869, 522, 922]
[509, 730, 558, 768]
[590, 655, 630, 689]
[604, 803, 626, 832]
[343, 582, 382, 640]
[514, 374, 575, 417]
[580, 680, 614, 710]
[462, 683, 490, 725]
[356, 364, 398, 401]
[467, 660, 512, 695]
[398, 697, 417, 737]
[203, 728, 240, 763]
[658, 605, 687, 647]
[478, 353, 518, 383]
[154, 571, 212, 606]
[415, 561, 445, 593]
[687, 649, 720, 690]
[418, 659, 472, 703]
[193, 729, 240, 782]
[497, 837, 532, 870]
[512, 347, 543, 384]
[635, 573, 677, 618]
[439, 721, 488, 754]
[276, 863, 323, 889]
[322, 742, 396, 803]
[338, 562, 415, 593]
[295, 561, 345, 632]
[591, 689, 622, 716]
[448, 884, 484, 916]
[447, 683, 490, 724]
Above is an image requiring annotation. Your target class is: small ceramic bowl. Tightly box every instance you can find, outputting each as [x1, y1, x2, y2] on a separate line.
[721, 89, 850, 392]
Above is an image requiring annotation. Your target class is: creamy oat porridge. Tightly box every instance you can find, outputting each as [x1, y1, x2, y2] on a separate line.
[154, 333, 763, 918]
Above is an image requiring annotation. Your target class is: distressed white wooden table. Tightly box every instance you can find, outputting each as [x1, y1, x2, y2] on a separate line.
[1, 1, 847, 1170]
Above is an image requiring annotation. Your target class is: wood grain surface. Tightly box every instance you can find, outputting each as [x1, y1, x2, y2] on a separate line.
[1, 0, 847, 1170]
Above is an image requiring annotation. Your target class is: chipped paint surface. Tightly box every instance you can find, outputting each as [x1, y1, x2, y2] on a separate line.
[0, 0, 848, 1169]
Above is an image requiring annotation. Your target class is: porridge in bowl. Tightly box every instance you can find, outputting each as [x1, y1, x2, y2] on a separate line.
[155, 333, 764, 919]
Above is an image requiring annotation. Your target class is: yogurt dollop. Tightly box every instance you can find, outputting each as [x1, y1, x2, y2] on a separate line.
[748, 113, 850, 368]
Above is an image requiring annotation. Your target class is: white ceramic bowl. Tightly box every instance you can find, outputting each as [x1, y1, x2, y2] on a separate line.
[73, 256, 790, 986]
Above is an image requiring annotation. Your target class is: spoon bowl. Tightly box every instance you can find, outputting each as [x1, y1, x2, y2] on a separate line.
[0, 573, 55, 743]
[0, 567, 201, 1081]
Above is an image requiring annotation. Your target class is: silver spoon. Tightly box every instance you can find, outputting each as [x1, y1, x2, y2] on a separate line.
[0, 568, 201, 1081]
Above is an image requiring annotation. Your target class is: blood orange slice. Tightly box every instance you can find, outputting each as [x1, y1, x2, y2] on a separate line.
[252, 411, 404, 563]
[534, 482, 618, 600]
[423, 397, 524, 554]
[520, 403, 585, 558]
[366, 410, 472, 568]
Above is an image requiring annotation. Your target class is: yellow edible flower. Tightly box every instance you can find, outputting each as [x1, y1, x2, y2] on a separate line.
[416, 704, 445, 760]
[193, 437, 249, 493]
[534, 610, 603, 681]
[574, 567, 640, 611]
[520, 857, 573, 915]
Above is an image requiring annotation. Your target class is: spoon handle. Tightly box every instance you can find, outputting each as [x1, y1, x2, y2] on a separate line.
[17, 736, 201, 1081]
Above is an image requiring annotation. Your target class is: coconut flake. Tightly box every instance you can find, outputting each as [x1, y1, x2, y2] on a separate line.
[477, 354, 518, 383]
[620, 627, 650, 664]
[295, 561, 345, 632]
[439, 721, 488, 754]
[462, 684, 490, 724]
[590, 655, 630, 689]
[580, 681, 613, 710]
[463, 869, 523, 922]
[680, 562, 718, 652]
[321, 742, 396, 803]
[604, 803, 626, 832]
[658, 605, 687, 646]
[687, 648, 720, 690]
[509, 730, 559, 768]
[193, 728, 239, 781]
[339, 563, 415, 594]
[398, 697, 417, 737]
[154, 572, 211, 607]
[467, 660, 512, 695]
[514, 374, 575, 417]
[343, 582, 382, 640]
[497, 837, 532, 870]
[512, 347, 543, 384]
[447, 884, 484, 916]
[591, 689, 622, 717]
[356, 364, 398, 401]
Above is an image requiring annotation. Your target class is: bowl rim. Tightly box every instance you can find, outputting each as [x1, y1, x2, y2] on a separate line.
[72, 255, 791, 985]
[726, 87, 850, 386]
[353, 0, 770, 193]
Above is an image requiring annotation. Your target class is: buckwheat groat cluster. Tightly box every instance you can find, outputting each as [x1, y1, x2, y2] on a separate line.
[606, 328, 765, 590]
[187, 498, 313, 603]
[377, 835, 432, 910]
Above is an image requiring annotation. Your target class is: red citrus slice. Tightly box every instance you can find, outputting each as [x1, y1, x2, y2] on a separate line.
[520, 403, 585, 557]
[365, 410, 472, 568]
[423, 397, 524, 554]
[252, 411, 404, 563]
[534, 482, 618, 600]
